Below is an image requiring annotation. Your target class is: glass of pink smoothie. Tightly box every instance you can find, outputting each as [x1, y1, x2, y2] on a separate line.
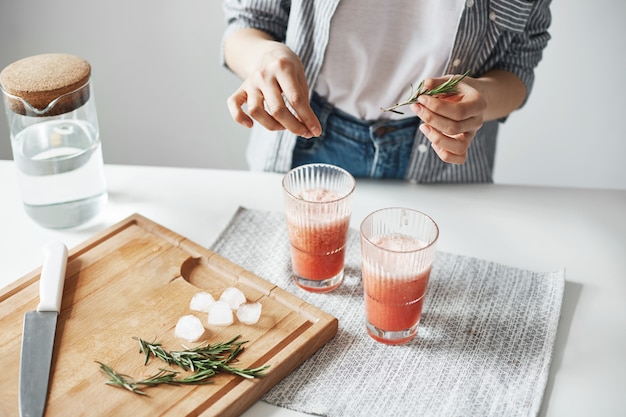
[282, 164, 356, 293]
[360, 208, 439, 344]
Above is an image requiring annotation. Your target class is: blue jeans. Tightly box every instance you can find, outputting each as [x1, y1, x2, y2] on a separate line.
[291, 92, 420, 179]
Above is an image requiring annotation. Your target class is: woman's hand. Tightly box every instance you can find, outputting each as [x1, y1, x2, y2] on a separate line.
[410, 76, 486, 164]
[410, 70, 526, 164]
[225, 31, 321, 138]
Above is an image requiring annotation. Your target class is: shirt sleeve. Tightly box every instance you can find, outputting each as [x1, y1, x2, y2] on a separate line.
[492, 0, 552, 98]
[448, 0, 552, 107]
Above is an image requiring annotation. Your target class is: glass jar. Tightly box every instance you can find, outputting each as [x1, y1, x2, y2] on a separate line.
[0, 53, 107, 228]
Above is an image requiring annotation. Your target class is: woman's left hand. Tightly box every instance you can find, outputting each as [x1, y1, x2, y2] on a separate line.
[410, 76, 487, 164]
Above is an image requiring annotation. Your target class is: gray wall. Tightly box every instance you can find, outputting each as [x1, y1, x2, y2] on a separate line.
[1, 1, 625, 189]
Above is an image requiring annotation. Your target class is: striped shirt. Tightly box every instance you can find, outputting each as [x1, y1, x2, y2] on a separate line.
[223, 0, 552, 183]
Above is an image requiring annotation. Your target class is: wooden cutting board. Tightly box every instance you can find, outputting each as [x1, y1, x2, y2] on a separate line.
[0, 214, 338, 417]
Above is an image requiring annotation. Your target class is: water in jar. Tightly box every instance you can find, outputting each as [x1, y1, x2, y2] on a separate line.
[12, 118, 107, 228]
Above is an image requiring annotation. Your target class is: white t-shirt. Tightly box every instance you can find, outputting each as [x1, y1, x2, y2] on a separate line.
[315, 0, 465, 120]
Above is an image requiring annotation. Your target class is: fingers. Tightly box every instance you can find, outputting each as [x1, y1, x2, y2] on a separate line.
[413, 96, 482, 136]
[412, 101, 479, 164]
[270, 70, 321, 137]
[412, 99, 480, 164]
[226, 89, 254, 129]
[247, 85, 291, 132]
[227, 83, 315, 136]
[227, 49, 322, 138]
[409, 78, 486, 164]
[419, 123, 472, 164]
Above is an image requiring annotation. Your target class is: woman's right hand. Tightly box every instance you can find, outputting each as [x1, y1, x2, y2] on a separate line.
[225, 31, 321, 138]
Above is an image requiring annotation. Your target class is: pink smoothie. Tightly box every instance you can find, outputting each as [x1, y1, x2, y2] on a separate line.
[362, 234, 431, 344]
[286, 188, 350, 292]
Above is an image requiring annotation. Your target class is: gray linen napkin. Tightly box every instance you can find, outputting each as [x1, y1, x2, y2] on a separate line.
[211, 207, 565, 417]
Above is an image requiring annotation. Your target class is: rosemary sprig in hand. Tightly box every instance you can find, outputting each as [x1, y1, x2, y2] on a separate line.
[381, 70, 471, 114]
[97, 335, 270, 396]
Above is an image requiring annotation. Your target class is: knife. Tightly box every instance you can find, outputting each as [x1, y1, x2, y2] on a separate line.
[19, 242, 68, 417]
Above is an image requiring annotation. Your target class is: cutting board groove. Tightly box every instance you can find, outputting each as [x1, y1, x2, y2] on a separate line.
[0, 213, 338, 417]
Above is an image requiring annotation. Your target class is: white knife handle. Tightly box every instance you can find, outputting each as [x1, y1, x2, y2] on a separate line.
[37, 242, 68, 313]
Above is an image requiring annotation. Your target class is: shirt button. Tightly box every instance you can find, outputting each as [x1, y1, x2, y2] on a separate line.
[452, 58, 462, 67]
[466, 0, 474, 7]
[418, 144, 429, 153]
[489, 11, 497, 21]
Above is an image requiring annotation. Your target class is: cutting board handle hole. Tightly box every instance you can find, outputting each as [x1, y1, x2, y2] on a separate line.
[180, 256, 212, 289]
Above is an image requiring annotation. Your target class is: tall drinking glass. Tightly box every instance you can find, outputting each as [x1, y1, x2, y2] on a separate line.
[360, 207, 439, 345]
[283, 163, 356, 293]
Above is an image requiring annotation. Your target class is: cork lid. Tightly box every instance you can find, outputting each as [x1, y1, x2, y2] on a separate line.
[0, 53, 91, 117]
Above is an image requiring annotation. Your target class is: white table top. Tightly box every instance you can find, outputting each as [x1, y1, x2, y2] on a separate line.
[1, 160, 625, 417]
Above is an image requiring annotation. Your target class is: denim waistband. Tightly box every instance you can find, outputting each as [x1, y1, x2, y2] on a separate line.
[311, 91, 420, 139]
[295, 92, 420, 178]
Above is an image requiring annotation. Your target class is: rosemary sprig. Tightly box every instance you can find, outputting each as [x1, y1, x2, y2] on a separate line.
[97, 335, 270, 396]
[381, 70, 471, 114]
[96, 362, 214, 396]
[136, 335, 268, 378]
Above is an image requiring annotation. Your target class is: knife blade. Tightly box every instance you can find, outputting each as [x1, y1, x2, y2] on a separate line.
[19, 242, 68, 417]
